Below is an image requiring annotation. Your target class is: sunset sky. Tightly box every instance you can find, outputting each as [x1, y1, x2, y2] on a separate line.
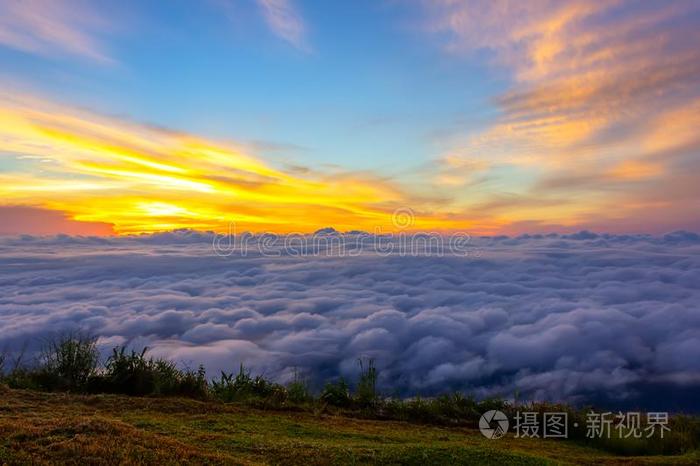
[1, 0, 699, 235]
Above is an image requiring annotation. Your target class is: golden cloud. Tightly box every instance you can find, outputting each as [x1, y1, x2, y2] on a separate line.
[0, 93, 481, 234]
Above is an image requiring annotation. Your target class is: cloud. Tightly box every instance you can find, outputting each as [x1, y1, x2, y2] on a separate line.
[1, 231, 699, 410]
[418, 0, 700, 232]
[1, 82, 696, 235]
[0, 0, 115, 63]
[0, 206, 114, 236]
[256, 0, 309, 51]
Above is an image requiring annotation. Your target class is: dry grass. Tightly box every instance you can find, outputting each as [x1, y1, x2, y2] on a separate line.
[0, 386, 697, 465]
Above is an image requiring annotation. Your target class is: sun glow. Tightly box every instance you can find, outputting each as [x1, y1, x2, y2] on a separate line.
[0, 95, 478, 234]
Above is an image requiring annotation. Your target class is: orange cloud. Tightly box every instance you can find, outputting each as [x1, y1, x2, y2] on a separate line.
[422, 0, 700, 231]
[607, 160, 663, 180]
[0, 205, 114, 236]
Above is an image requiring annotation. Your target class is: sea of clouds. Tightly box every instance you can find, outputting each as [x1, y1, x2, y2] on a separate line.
[1, 230, 699, 410]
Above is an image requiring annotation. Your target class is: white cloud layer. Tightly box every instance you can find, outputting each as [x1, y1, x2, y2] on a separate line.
[1, 230, 699, 409]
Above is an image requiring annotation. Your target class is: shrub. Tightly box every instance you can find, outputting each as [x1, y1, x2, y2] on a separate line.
[355, 358, 378, 408]
[385, 396, 433, 423]
[35, 333, 99, 391]
[434, 392, 480, 423]
[1, 347, 37, 390]
[176, 365, 208, 399]
[0, 345, 37, 390]
[321, 377, 351, 407]
[211, 364, 285, 403]
[100, 346, 208, 398]
[3, 368, 40, 390]
[287, 369, 312, 404]
[103, 347, 155, 395]
[477, 396, 509, 413]
[380, 393, 482, 425]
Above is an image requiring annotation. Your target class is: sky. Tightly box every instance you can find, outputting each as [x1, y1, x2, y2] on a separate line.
[1, 0, 699, 235]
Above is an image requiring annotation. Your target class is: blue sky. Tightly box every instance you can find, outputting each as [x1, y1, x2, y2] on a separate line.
[0, 1, 503, 172]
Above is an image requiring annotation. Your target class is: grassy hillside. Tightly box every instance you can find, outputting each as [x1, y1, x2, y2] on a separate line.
[0, 386, 697, 465]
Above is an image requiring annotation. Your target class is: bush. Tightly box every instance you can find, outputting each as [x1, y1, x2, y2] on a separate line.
[176, 365, 208, 398]
[287, 369, 312, 404]
[100, 346, 207, 398]
[321, 377, 351, 407]
[355, 358, 378, 408]
[103, 347, 155, 395]
[478, 396, 509, 413]
[35, 333, 99, 391]
[3, 368, 40, 390]
[211, 364, 285, 403]
[435, 393, 480, 422]
[380, 392, 483, 425]
[0, 345, 35, 389]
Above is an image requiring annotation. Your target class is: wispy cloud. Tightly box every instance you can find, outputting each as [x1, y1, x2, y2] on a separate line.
[0, 0, 114, 63]
[419, 0, 700, 232]
[256, 0, 310, 51]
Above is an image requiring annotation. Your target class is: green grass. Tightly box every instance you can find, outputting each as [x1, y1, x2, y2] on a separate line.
[1, 386, 698, 465]
[3, 336, 700, 461]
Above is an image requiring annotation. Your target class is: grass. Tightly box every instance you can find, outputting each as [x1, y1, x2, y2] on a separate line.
[2, 335, 699, 463]
[0, 386, 698, 465]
